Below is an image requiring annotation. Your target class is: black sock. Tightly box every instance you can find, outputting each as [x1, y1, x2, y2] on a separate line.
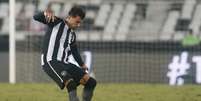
[69, 90, 79, 101]
[82, 78, 97, 101]
[67, 80, 79, 101]
[82, 88, 94, 101]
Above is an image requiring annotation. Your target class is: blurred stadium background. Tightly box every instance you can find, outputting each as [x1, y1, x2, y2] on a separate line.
[0, 0, 201, 86]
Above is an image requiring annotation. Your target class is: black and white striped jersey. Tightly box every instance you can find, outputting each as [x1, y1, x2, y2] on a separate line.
[33, 11, 84, 67]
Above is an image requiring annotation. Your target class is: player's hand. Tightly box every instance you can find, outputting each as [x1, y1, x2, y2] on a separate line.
[44, 9, 56, 23]
[82, 64, 89, 73]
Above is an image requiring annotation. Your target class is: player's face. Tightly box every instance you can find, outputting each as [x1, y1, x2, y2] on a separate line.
[67, 16, 82, 29]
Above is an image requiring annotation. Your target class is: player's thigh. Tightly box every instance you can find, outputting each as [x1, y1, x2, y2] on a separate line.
[42, 63, 66, 89]
[50, 61, 74, 80]
[64, 63, 86, 83]
[50, 62, 86, 84]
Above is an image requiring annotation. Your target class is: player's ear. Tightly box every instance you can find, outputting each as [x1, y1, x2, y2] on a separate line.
[65, 16, 71, 24]
[65, 16, 71, 21]
[65, 16, 68, 20]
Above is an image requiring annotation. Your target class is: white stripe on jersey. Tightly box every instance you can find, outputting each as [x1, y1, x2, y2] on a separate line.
[68, 54, 79, 67]
[41, 54, 44, 66]
[46, 23, 61, 61]
[57, 25, 68, 61]
[68, 32, 72, 44]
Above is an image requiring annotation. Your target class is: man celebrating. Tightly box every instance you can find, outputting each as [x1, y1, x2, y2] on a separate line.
[33, 5, 97, 101]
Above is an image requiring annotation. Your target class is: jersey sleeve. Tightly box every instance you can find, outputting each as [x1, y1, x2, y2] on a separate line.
[70, 32, 84, 66]
[33, 11, 62, 27]
[71, 43, 85, 67]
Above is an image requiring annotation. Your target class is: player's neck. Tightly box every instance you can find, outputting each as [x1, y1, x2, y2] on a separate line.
[64, 19, 70, 28]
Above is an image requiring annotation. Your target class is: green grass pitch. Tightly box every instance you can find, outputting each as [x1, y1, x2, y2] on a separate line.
[0, 83, 201, 101]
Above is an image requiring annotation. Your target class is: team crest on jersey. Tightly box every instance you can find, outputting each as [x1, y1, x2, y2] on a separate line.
[61, 71, 67, 77]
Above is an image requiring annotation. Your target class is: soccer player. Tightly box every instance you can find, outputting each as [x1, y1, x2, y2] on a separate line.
[33, 5, 97, 101]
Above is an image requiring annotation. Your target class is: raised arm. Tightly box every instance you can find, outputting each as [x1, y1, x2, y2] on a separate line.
[33, 9, 62, 27]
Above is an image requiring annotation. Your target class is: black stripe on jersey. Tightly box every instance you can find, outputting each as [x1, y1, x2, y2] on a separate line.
[61, 29, 71, 61]
[64, 29, 71, 48]
[71, 32, 76, 45]
[42, 26, 54, 64]
[52, 22, 65, 59]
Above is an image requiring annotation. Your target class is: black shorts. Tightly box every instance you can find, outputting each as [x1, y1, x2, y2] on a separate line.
[42, 60, 86, 90]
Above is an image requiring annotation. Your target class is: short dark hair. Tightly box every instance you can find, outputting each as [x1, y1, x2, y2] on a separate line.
[68, 6, 86, 20]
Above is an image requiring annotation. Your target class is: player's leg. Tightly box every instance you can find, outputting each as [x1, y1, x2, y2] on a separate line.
[64, 63, 97, 101]
[80, 75, 97, 101]
[55, 62, 80, 101]
[42, 62, 65, 89]
[43, 61, 80, 101]
[64, 79, 79, 101]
